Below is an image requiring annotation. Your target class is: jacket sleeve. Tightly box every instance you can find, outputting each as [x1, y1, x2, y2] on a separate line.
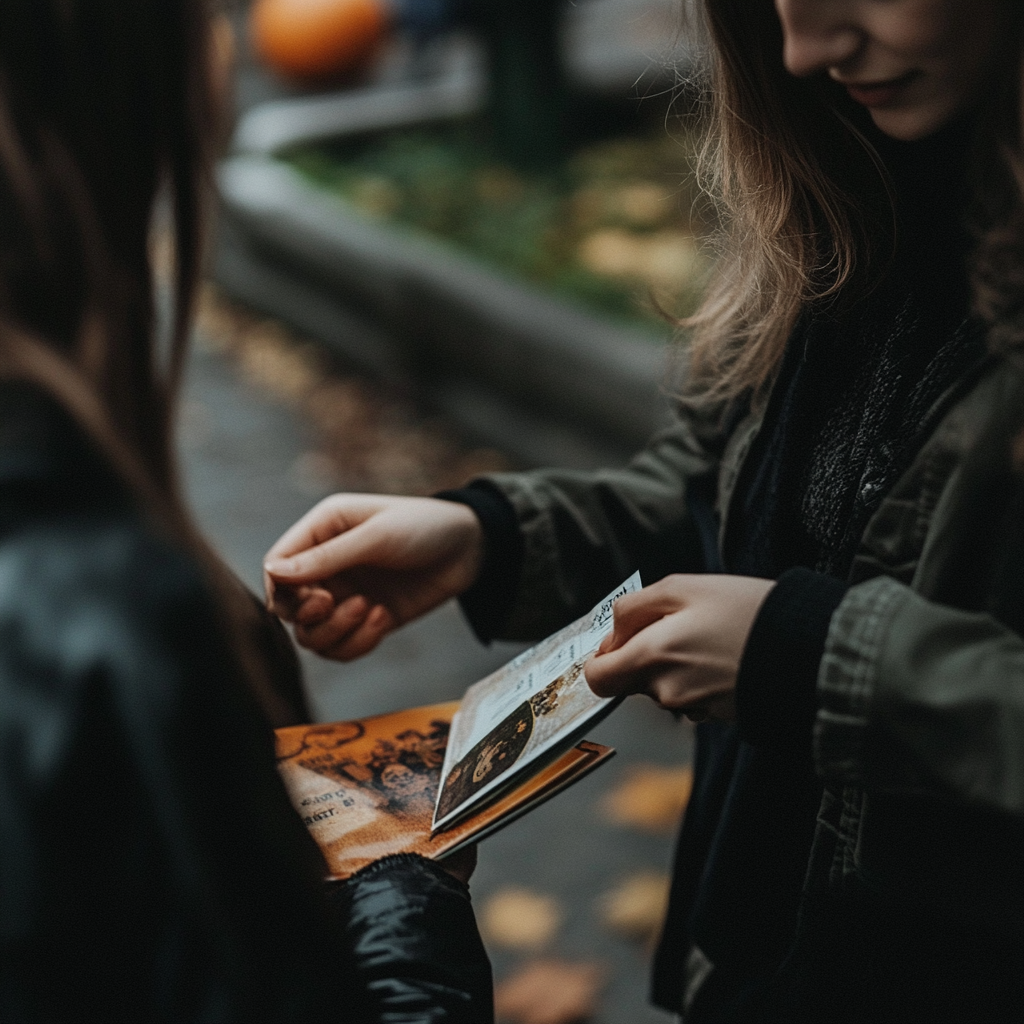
[816, 574, 1024, 816]
[476, 411, 726, 640]
[329, 856, 493, 1024]
[0, 522, 491, 1023]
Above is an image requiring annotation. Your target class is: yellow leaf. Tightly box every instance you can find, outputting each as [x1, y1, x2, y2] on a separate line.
[495, 959, 606, 1024]
[480, 888, 562, 951]
[597, 871, 671, 944]
[600, 764, 693, 834]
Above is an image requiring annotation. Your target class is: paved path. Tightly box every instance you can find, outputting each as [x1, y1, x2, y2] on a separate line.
[180, 333, 689, 1023]
[190, 8, 694, 1015]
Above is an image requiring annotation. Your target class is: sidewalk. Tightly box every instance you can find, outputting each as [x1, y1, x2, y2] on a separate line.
[180, 294, 689, 1023]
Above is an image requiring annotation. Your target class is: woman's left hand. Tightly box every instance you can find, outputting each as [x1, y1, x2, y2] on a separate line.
[584, 574, 775, 721]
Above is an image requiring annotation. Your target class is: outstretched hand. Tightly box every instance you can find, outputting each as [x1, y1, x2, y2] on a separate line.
[263, 494, 484, 661]
[584, 574, 774, 721]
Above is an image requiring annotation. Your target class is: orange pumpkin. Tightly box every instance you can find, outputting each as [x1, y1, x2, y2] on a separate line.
[251, 0, 391, 84]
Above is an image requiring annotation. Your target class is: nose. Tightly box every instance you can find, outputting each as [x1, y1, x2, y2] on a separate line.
[774, 0, 862, 78]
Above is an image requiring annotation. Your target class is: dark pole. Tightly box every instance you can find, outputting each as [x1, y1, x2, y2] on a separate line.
[475, 0, 567, 171]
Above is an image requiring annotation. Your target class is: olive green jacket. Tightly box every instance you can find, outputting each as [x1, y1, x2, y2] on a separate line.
[481, 350, 1024, 922]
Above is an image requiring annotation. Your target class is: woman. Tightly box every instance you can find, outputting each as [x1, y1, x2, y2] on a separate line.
[0, 3, 490, 1021]
[266, 1, 1024, 1021]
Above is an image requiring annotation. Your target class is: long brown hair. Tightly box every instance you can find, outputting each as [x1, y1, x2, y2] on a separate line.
[0, 1, 292, 723]
[682, 0, 1024, 407]
[0, 0, 211, 473]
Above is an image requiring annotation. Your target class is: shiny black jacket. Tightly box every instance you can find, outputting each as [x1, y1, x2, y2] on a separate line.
[0, 382, 493, 1023]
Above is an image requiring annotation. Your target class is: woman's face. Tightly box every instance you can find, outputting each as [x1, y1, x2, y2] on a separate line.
[773, 1, 1013, 140]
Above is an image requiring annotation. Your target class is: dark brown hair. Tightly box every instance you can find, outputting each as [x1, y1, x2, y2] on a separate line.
[0, 0, 212, 478]
[682, 0, 1024, 405]
[0, 1, 292, 723]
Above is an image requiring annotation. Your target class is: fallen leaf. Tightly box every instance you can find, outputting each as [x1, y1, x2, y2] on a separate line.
[193, 286, 517, 496]
[597, 871, 671, 945]
[638, 230, 699, 290]
[578, 228, 645, 279]
[480, 888, 562, 951]
[495, 959, 606, 1024]
[614, 182, 671, 228]
[600, 764, 693, 834]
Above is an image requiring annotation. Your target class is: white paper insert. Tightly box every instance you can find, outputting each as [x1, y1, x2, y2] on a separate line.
[432, 572, 641, 830]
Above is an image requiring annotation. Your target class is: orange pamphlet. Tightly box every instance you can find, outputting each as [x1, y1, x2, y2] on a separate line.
[276, 702, 614, 880]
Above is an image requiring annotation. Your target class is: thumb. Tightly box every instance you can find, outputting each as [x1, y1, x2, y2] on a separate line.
[584, 646, 643, 699]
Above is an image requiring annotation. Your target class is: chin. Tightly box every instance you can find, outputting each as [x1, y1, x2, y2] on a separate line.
[869, 105, 957, 142]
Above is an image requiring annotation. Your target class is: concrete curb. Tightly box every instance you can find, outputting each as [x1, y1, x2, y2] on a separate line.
[217, 155, 674, 466]
[215, 0, 692, 467]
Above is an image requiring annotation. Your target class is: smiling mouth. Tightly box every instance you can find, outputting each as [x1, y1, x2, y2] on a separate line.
[840, 71, 921, 108]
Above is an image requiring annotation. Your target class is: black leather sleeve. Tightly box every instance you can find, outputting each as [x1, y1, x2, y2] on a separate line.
[0, 517, 491, 1023]
[328, 855, 494, 1024]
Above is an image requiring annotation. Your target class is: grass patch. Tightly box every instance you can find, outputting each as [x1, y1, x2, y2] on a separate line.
[286, 118, 711, 334]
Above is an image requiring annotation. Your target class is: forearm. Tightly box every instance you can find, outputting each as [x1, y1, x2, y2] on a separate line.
[448, 424, 718, 642]
[330, 855, 493, 1024]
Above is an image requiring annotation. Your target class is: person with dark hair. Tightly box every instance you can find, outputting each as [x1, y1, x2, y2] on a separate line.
[0, 3, 490, 1021]
[266, 1, 1024, 1020]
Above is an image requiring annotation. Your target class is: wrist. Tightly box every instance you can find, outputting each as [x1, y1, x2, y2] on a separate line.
[735, 567, 848, 751]
[446, 499, 486, 594]
[435, 482, 524, 642]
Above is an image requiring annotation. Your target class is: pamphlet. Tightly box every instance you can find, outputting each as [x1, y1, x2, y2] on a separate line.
[432, 572, 641, 831]
[275, 702, 614, 879]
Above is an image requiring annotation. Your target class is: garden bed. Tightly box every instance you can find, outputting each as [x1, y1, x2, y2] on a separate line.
[216, 79, 707, 465]
[286, 118, 709, 332]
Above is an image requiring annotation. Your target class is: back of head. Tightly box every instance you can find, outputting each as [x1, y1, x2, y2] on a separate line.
[0, 0, 214, 493]
[0, 4, 294, 723]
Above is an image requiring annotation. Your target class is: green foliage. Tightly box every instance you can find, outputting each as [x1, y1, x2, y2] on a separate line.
[287, 119, 710, 333]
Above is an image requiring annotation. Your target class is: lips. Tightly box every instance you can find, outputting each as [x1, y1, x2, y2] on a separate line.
[841, 71, 920, 108]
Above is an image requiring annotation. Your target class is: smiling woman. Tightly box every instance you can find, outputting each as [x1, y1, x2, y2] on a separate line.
[775, 0, 1011, 140]
[264, 0, 1024, 1020]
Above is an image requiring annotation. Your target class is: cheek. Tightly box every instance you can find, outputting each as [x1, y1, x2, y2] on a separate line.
[901, 1, 1004, 74]
[872, 0, 986, 66]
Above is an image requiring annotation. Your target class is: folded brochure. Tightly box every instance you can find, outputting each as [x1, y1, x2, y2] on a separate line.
[275, 702, 613, 879]
[275, 573, 639, 878]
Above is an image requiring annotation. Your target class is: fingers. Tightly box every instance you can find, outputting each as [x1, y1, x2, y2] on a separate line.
[293, 593, 371, 652]
[292, 587, 340, 627]
[585, 633, 653, 698]
[586, 611, 681, 697]
[264, 493, 388, 578]
[293, 599, 398, 661]
[265, 494, 372, 559]
[320, 604, 398, 662]
[585, 610, 731, 708]
[264, 519, 388, 586]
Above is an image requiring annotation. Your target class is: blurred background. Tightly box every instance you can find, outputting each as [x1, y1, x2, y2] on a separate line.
[188, 3, 707, 1020]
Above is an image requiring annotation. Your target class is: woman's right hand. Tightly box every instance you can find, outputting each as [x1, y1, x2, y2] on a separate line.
[263, 494, 484, 660]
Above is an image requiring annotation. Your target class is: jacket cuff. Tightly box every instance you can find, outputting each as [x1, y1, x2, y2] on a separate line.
[436, 481, 524, 643]
[816, 575, 907, 785]
[328, 853, 494, 1023]
[736, 567, 848, 751]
